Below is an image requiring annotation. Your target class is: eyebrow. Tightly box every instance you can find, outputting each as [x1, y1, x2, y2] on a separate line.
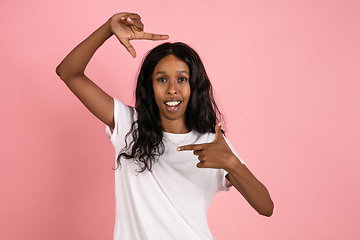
[155, 70, 189, 75]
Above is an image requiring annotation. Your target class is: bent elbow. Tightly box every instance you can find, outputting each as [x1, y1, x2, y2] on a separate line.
[55, 64, 84, 82]
[260, 208, 273, 217]
[55, 65, 73, 82]
[55, 65, 64, 79]
[258, 201, 274, 217]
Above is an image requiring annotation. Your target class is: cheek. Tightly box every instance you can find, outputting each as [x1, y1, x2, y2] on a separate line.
[152, 84, 160, 99]
[184, 85, 191, 100]
[153, 89, 163, 108]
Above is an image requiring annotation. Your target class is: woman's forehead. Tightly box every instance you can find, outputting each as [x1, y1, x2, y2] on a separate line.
[153, 55, 189, 75]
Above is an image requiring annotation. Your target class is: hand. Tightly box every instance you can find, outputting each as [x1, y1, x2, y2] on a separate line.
[177, 122, 238, 170]
[109, 12, 169, 58]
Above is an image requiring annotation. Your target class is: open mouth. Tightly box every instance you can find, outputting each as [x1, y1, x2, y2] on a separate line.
[164, 100, 182, 112]
[165, 101, 181, 107]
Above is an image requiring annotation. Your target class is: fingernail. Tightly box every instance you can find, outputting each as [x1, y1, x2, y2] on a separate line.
[127, 17, 132, 22]
[219, 122, 221, 127]
[177, 147, 180, 151]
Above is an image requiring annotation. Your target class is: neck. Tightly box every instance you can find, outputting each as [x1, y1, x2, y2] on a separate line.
[161, 119, 189, 134]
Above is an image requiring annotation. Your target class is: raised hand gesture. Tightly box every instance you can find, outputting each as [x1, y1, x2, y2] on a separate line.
[56, 12, 169, 128]
[110, 12, 169, 58]
[179, 122, 274, 216]
[178, 122, 238, 170]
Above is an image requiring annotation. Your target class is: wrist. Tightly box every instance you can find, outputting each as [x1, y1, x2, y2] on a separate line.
[224, 155, 243, 173]
[104, 17, 115, 38]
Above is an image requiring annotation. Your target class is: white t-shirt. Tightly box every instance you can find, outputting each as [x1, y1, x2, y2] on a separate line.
[106, 98, 243, 240]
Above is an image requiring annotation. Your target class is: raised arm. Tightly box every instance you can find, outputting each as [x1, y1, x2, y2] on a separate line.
[56, 13, 169, 129]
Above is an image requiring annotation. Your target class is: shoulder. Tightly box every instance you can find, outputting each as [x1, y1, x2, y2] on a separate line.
[106, 98, 136, 141]
[113, 98, 137, 123]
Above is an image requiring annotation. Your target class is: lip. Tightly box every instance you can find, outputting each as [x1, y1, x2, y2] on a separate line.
[164, 99, 182, 112]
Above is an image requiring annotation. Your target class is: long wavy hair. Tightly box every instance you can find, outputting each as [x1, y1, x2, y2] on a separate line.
[117, 42, 222, 172]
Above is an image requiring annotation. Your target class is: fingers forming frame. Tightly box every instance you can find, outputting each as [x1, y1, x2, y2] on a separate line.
[121, 17, 144, 31]
[119, 13, 168, 40]
[111, 12, 169, 58]
[141, 32, 169, 40]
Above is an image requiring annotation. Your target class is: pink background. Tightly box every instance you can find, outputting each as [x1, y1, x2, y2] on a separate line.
[1, 0, 359, 239]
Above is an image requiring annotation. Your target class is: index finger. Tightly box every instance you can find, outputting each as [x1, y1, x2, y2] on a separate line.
[177, 144, 206, 152]
[139, 31, 169, 41]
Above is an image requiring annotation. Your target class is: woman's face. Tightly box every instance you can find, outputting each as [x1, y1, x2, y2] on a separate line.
[152, 54, 191, 133]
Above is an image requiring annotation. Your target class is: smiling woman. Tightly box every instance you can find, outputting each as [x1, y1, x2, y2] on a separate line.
[152, 55, 191, 133]
[119, 42, 222, 174]
[56, 12, 273, 240]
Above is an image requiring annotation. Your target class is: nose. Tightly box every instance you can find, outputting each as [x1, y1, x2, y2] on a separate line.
[167, 79, 178, 95]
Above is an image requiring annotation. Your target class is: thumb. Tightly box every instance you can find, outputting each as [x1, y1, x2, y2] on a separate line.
[213, 122, 223, 142]
[120, 38, 137, 58]
[113, 30, 137, 58]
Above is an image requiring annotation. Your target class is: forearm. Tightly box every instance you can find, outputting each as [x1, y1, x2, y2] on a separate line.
[56, 18, 113, 81]
[226, 157, 274, 216]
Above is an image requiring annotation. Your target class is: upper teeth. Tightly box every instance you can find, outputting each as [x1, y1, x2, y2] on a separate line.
[166, 101, 181, 107]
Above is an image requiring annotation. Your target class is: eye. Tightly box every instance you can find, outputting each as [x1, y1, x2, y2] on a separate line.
[178, 77, 188, 82]
[157, 77, 167, 82]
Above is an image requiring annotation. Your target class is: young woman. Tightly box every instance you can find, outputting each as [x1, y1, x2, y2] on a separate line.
[56, 12, 273, 240]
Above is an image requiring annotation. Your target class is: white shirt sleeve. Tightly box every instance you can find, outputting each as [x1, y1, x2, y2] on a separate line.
[219, 136, 246, 190]
[105, 98, 136, 154]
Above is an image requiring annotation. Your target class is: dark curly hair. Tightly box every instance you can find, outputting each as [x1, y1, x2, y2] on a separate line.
[117, 42, 222, 172]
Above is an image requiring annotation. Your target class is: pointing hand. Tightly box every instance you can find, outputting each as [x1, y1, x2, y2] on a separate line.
[177, 122, 238, 170]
